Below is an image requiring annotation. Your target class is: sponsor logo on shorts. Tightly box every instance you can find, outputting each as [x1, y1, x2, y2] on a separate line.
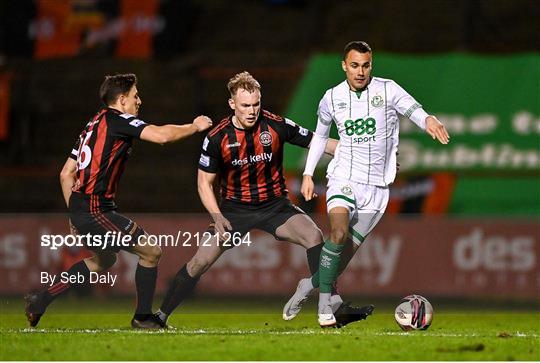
[259, 131, 273, 146]
[341, 186, 353, 195]
[299, 127, 309, 136]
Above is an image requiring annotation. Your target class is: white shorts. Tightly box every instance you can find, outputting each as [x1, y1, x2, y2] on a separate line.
[326, 177, 389, 245]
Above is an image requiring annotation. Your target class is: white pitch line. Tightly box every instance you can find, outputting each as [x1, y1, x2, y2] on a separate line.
[373, 331, 540, 338]
[6, 328, 320, 335]
[2, 328, 539, 338]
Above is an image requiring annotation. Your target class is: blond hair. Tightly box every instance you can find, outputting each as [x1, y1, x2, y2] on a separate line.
[227, 71, 261, 96]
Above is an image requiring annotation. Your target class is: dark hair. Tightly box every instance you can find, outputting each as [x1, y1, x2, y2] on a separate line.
[343, 41, 372, 60]
[99, 73, 137, 106]
[227, 71, 261, 97]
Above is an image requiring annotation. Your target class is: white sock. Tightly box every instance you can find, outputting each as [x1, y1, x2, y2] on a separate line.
[318, 293, 332, 314]
[330, 294, 344, 313]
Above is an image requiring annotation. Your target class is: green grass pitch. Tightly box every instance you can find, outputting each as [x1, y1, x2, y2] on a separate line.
[1, 297, 539, 361]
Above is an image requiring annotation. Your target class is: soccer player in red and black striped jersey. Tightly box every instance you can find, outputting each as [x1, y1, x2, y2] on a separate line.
[154, 72, 347, 325]
[24, 73, 213, 329]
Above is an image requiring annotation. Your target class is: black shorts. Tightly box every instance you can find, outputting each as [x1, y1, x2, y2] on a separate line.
[69, 192, 145, 253]
[209, 197, 305, 242]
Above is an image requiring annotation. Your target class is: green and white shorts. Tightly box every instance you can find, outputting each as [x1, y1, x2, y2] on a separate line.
[326, 177, 389, 246]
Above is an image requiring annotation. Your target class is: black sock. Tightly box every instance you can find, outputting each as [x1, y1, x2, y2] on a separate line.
[43, 260, 90, 306]
[306, 243, 323, 275]
[160, 264, 199, 315]
[134, 264, 158, 320]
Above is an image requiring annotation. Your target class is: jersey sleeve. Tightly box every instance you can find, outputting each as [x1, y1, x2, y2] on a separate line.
[283, 118, 313, 148]
[69, 136, 81, 161]
[317, 91, 334, 126]
[109, 114, 150, 139]
[198, 135, 221, 173]
[303, 97, 333, 176]
[390, 81, 428, 130]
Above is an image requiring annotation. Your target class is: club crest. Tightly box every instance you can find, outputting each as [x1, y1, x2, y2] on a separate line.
[371, 95, 384, 108]
[259, 131, 273, 146]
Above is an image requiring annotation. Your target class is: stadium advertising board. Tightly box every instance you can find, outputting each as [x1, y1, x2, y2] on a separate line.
[1, 215, 537, 299]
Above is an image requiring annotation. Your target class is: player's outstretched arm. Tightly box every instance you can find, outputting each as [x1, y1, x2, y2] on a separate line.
[59, 158, 78, 207]
[197, 169, 232, 235]
[425, 115, 450, 144]
[140, 115, 213, 144]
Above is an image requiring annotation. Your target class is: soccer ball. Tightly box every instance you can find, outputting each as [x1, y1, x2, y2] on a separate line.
[394, 294, 433, 331]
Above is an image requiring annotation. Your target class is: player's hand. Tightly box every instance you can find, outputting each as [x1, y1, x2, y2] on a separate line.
[425, 116, 450, 144]
[193, 115, 213, 132]
[301, 175, 318, 201]
[212, 214, 233, 236]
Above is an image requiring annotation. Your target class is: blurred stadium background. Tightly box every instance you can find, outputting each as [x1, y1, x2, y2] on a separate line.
[0, 0, 538, 305]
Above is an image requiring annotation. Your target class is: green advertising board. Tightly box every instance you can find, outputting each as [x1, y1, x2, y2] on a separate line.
[284, 53, 540, 215]
[284, 52, 540, 173]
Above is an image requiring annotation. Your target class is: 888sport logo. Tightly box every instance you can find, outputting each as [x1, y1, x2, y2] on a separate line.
[344, 117, 377, 140]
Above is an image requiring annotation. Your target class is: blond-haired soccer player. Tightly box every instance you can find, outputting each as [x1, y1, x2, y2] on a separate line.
[153, 72, 374, 328]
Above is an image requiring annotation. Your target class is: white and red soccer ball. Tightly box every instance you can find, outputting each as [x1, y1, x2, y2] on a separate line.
[394, 294, 433, 331]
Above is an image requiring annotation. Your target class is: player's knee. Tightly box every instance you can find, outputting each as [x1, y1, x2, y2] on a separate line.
[86, 253, 117, 272]
[298, 227, 324, 248]
[143, 246, 162, 265]
[187, 256, 211, 277]
[330, 227, 348, 244]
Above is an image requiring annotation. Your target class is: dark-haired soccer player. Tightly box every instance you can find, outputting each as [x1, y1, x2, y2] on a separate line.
[154, 72, 374, 328]
[24, 73, 213, 329]
[296, 41, 450, 327]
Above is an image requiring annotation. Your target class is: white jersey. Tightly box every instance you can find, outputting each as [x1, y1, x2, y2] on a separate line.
[308, 77, 429, 186]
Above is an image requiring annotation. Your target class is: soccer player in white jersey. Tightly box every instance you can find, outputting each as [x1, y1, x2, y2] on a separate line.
[283, 41, 450, 327]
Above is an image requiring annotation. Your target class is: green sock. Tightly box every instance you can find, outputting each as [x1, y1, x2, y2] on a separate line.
[311, 270, 319, 288]
[318, 239, 344, 294]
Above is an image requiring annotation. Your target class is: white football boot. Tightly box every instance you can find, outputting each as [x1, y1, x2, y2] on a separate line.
[318, 293, 337, 328]
[318, 313, 337, 327]
[282, 277, 314, 320]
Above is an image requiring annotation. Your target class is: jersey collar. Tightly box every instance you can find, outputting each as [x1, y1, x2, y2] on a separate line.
[347, 76, 373, 99]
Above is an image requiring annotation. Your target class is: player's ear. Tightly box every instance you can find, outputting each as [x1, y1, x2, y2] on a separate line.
[341, 61, 347, 73]
[228, 98, 235, 110]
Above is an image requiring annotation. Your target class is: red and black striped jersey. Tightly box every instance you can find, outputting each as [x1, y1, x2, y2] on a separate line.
[69, 108, 148, 199]
[198, 110, 313, 204]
